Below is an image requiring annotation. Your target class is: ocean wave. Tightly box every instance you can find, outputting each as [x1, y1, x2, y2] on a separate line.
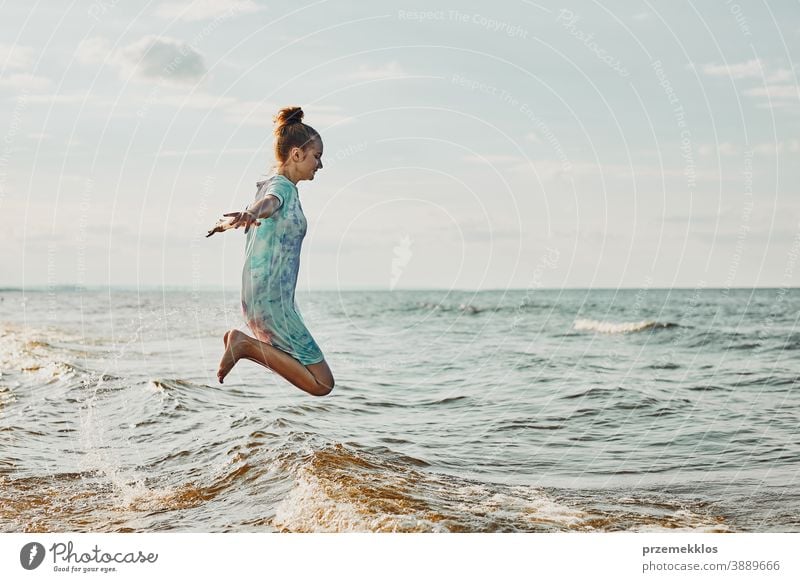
[414, 302, 486, 315]
[268, 441, 731, 533]
[363, 394, 470, 409]
[1, 324, 93, 369]
[272, 442, 587, 533]
[573, 319, 678, 334]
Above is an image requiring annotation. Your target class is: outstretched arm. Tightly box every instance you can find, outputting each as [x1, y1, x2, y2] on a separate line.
[206, 194, 282, 237]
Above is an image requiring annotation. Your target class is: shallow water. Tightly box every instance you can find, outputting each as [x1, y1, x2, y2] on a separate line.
[1, 287, 798, 532]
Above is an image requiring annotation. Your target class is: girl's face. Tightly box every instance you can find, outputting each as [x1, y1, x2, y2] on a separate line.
[294, 138, 323, 181]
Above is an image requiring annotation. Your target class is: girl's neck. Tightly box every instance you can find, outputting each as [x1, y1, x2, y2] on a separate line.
[276, 166, 300, 185]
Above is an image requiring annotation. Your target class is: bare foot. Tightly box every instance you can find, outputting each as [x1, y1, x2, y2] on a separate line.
[217, 329, 247, 384]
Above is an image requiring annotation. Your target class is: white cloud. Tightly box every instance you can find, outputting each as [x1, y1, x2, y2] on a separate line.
[0, 43, 35, 69]
[155, 0, 262, 21]
[74, 35, 208, 84]
[307, 105, 355, 128]
[766, 68, 795, 83]
[743, 84, 799, 100]
[347, 61, 408, 80]
[25, 91, 100, 104]
[76, 37, 112, 65]
[525, 131, 542, 143]
[463, 154, 524, 165]
[750, 140, 800, 155]
[222, 99, 281, 126]
[155, 91, 239, 109]
[157, 147, 260, 157]
[752, 142, 784, 155]
[225, 101, 351, 129]
[701, 59, 763, 79]
[0, 45, 46, 92]
[510, 160, 738, 182]
[754, 101, 800, 112]
[119, 35, 207, 83]
[698, 142, 738, 157]
[0, 73, 51, 91]
[698, 59, 798, 111]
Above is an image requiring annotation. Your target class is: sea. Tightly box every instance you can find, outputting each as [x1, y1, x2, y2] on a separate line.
[1, 287, 798, 532]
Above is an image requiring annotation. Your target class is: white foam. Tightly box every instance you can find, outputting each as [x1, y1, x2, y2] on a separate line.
[0, 385, 17, 407]
[273, 466, 446, 533]
[574, 318, 666, 334]
[453, 483, 587, 528]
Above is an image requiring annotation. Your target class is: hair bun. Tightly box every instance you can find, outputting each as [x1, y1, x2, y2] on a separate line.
[271, 106, 319, 164]
[274, 106, 304, 130]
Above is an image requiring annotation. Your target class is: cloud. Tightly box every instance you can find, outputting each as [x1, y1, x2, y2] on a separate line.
[347, 61, 408, 80]
[746, 82, 799, 112]
[307, 105, 356, 128]
[25, 91, 109, 104]
[510, 160, 739, 182]
[220, 99, 283, 126]
[463, 154, 524, 165]
[157, 147, 260, 157]
[743, 84, 799, 100]
[525, 131, 542, 143]
[750, 140, 800, 155]
[119, 35, 207, 83]
[75, 35, 208, 84]
[27, 132, 53, 141]
[752, 142, 783, 155]
[698, 59, 798, 111]
[0, 44, 49, 91]
[155, 0, 262, 21]
[155, 91, 239, 109]
[766, 68, 794, 83]
[700, 58, 763, 79]
[0, 73, 51, 90]
[225, 101, 351, 128]
[697, 142, 738, 157]
[76, 37, 112, 65]
[0, 43, 35, 69]
[754, 101, 800, 112]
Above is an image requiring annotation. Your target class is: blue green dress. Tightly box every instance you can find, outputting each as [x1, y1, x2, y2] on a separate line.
[241, 174, 324, 365]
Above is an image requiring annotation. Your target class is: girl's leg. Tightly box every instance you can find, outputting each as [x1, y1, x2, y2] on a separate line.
[217, 329, 334, 396]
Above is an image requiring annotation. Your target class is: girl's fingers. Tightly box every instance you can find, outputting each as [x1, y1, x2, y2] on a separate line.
[244, 218, 259, 234]
[211, 213, 258, 233]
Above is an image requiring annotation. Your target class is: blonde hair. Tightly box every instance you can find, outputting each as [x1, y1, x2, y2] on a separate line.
[273, 106, 320, 163]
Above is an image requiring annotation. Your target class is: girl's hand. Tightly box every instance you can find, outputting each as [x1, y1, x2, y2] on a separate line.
[205, 211, 261, 237]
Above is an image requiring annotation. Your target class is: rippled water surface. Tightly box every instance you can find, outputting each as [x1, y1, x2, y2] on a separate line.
[1, 288, 798, 532]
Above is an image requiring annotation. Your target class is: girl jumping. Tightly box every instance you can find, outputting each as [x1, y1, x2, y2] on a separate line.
[207, 106, 334, 396]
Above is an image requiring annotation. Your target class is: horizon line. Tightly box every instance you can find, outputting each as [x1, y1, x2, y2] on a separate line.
[2, 285, 799, 292]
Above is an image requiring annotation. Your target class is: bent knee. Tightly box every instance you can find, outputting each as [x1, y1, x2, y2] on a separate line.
[311, 378, 334, 396]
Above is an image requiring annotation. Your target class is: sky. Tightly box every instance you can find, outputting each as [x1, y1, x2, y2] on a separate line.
[1, 0, 799, 291]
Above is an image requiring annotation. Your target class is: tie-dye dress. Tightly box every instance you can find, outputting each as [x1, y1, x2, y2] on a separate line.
[241, 174, 324, 366]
